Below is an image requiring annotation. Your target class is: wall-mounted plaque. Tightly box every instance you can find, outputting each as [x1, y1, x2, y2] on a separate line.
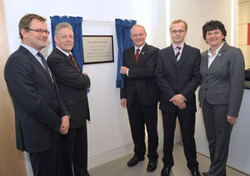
[82, 35, 114, 64]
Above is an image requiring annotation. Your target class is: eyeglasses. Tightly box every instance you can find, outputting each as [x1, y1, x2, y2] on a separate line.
[171, 30, 185, 34]
[25, 28, 50, 35]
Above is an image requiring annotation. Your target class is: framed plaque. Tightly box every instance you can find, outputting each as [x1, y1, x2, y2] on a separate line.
[82, 35, 114, 64]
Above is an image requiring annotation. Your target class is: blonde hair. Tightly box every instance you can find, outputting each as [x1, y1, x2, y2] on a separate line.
[169, 19, 188, 31]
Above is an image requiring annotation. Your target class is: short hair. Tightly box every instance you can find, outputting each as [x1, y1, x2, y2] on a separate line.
[130, 24, 147, 35]
[170, 19, 188, 31]
[54, 22, 73, 37]
[19, 14, 46, 40]
[202, 20, 227, 41]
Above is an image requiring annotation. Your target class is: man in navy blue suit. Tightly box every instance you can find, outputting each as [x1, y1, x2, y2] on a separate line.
[155, 19, 201, 176]
[4, 14, 70, 176]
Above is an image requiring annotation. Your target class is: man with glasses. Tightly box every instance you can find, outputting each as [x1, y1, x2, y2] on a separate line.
[155, 19, 201, 176]
[4, 14, 70, 176]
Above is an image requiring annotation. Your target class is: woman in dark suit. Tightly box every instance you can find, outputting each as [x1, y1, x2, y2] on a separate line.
[198, 20, 245, 176]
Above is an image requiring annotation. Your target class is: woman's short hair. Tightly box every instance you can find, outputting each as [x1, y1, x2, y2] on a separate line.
[202, 20, 227, 41]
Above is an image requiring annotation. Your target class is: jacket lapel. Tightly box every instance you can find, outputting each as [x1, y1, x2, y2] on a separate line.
[168, 45, 178, 68]
[177, 44, 188, 68]
[20, 46, 55, 88]
[202, 50, 209, 73]
[208, 42, 228, 70]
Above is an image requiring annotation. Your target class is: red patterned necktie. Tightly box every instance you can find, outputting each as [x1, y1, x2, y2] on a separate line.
[135, 48, 140, 64]
[69, 54, 80, 71]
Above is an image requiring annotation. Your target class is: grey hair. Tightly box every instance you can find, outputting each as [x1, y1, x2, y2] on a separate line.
[54, 22, 73, 37]
[130, 24, 147, 35]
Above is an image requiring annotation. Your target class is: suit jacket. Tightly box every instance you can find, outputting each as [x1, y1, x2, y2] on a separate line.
[4, 46, 69, 153]
[156, 43, 201, 113]
[48, 48, 90, 129]
[120, 43, 159, 106]
[198, 42, 245, 117]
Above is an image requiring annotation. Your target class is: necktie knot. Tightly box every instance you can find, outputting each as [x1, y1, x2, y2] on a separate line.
[37, 52, 44, 59]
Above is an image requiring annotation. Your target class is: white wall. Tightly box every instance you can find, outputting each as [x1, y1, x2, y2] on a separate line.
[4, 0, 250, 175]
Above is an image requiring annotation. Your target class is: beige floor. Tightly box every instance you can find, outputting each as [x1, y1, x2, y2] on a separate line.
[89, 144, 248, 176]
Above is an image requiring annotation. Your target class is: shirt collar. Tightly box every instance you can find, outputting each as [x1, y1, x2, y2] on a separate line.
[21, 43, 40, 57]
[208, 42, 225, 57]
[134, 43, 145, 53]
[56, 46, 72, 57]
[172, 42, 184, 51]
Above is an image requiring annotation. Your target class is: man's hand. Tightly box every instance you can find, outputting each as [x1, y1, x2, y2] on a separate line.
[120, 66, 129, 75]
[60, 115, 70, 135]
[170, 94, 186, 106]
[178, 102, 186, 110]
[121, 98, 127, 107]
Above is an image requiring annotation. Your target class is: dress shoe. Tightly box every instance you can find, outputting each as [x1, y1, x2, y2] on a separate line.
[127, 156, 144, 167]
[191, 170, 201, 176]
[161, 166, 171, 176]
[202, 171, 209, 176]
[147, 160, 157, 172]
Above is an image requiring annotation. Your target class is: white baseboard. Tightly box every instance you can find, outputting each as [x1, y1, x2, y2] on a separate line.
[88, 143, 134, 169]
[88, 141, 164, 169]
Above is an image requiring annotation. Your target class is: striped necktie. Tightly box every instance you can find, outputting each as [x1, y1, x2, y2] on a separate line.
[175, 46, 181, 61]
[69, 54, 80, 71]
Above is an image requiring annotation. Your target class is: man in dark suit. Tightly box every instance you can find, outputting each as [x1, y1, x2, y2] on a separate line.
[120, 24, 159, 172]
[155, 19, 201, 176]
[47, 22, 90, 176]
[4, 14, 70, 176]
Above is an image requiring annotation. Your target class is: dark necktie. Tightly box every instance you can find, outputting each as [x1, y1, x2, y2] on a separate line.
[69, 54, 80, 71]
[37, 52, 50, 73]
[175, 46, 181, 61]
[135, 48, 140, 64]
[37, 52, 54, 82]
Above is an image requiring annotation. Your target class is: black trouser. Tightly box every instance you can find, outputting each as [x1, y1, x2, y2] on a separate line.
[127, 91, 159, 161]
[61, 125, 89, 176]
[162, 110, 199, 171]
[29, 140, 61, 176]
